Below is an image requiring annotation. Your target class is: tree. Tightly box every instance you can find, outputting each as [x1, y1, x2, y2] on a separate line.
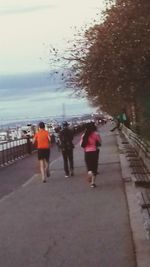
[67, 0, 150, 139]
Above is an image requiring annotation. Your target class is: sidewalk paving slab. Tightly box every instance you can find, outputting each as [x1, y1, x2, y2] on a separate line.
[0, 124, 137, 267]
[117, 133, 150, 267]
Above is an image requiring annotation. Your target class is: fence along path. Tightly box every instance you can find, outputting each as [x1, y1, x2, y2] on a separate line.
[0, 137, 34, 167]
[121, 125, 150, 239]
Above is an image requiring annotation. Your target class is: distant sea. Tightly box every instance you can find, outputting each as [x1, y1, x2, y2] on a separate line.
[0, 71, 95, 128]
[0, 74, 93, 146]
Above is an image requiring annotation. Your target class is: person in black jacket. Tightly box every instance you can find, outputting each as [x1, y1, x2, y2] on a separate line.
[59, 121, 74, 178]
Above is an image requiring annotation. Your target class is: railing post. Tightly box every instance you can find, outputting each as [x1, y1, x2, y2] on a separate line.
[26, 136, 32, 154]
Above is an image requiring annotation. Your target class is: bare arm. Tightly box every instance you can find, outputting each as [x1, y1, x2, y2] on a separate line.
[32, 136, 36, 144]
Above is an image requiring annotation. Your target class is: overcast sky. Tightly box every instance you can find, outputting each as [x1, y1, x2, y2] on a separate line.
[0, 0, 106, 123]
[0, 72, 95, 123]
[0, 0, 105, 75]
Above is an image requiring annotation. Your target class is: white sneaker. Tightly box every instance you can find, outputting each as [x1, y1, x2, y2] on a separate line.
[65, 175, 69, 178]
[90, 183, 96, 188]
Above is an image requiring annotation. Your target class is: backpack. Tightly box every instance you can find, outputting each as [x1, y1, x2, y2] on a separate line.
[60, 128, 74, 151]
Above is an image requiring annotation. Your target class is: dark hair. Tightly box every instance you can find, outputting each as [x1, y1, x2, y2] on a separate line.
[81, 122, 96, 147]
[62, 121, 69, 127]
[85, 122, 97, 132]
[39, 121, 45, 129]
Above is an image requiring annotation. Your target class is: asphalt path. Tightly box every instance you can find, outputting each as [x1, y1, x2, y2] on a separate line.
[0, 134, 81, 199]
[0, 123, 136, 267]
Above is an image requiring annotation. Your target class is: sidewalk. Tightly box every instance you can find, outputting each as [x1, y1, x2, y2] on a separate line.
[117, 131, 150, 267]
[0, 123, 145, 267]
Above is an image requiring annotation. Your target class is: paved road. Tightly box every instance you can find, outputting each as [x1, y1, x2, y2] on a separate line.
[0, 124, 136, 267]
[0, 135, 80, 199]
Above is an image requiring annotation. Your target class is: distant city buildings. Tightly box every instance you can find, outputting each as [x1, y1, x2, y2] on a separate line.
[0, 112, 107, 143]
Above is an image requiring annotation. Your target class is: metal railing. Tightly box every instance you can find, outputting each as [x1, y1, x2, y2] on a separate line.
[122, 124, 150, 171]
[0, 137, 36, 168]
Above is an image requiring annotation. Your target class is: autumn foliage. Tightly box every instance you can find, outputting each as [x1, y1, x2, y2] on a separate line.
[68, 0, 150, 139]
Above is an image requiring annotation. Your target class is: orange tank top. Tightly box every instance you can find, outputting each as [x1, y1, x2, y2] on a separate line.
[34, 129, 50, 149]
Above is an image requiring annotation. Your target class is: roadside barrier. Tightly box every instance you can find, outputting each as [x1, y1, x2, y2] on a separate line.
[0, 137, 36, 168]
[121, 125, 150, 239]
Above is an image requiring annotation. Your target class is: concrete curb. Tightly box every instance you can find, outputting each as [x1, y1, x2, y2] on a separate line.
[116, 134, 150, 267]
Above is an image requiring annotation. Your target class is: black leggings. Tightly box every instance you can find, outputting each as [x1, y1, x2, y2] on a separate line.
[62, 149, 74, 175]
[84, 151, 98, 176]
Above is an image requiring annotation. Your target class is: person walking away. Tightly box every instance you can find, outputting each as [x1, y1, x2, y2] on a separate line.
[33, 122, 51, 183]
[80, 122, 101, 188]
[59, 121, 74, 178]
[54, 126, 61, 151]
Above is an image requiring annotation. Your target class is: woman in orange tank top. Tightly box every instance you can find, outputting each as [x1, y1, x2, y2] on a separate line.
[33, 122, 51, 183]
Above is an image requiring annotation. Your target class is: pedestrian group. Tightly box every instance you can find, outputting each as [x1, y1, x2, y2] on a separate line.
[33, 120, 101, 188]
